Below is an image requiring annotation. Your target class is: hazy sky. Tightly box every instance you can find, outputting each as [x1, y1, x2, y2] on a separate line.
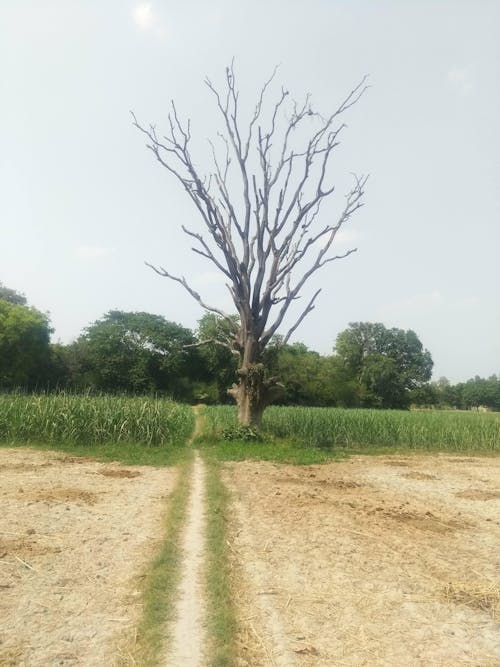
[1, 1, 499, 383]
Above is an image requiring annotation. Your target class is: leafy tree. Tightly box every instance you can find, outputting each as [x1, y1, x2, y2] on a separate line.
[408, 382, 439, 407]
[194, 313, 238, 403]
[263, 342, 355, 406]
[460, 375, 500, 411]
[133, 64, 367, 425]
[335, 322, 433, 408]
[432, 376, 460, 408]
[0, 300, 52, 389]
[77, 311, 198, 397]
[0, 282, 27, 306]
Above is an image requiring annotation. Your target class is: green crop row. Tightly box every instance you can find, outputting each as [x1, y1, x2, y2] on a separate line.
[203, 405, 500, 451]
[0, 393, 194, 447]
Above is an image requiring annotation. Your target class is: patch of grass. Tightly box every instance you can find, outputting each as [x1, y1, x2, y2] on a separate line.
[130, 453, 194, 665]
[203, 452, 238, 667]
[197, 406, 346, 464]
[201, 436, 345, 465]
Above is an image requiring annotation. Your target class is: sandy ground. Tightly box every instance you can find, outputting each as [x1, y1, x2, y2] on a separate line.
[0, 447, 176, 667]
[223, 454, 500, 666]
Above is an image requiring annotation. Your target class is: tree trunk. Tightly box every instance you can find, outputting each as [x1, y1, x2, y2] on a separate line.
[228, 362, 284, 428]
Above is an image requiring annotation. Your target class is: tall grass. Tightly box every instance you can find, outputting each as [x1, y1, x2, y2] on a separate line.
[0, 393, 194, 447]
[203, 405, 500, 452]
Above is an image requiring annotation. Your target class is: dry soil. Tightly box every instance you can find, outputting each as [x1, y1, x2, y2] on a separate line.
[223, 454, 500, 666]
[0, 447, 176, 666]
[2, 447, 500, 667]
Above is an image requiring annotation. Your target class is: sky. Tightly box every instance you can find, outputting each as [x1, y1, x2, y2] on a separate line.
[1, 0, 499, 383]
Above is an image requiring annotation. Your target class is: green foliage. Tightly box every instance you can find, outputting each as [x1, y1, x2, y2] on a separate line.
[196, 313, 238, 403]
[199, 406, 344, 463]
[0, 282, 27, 306]
[456, 375, 500, 411]
[335, 322, 433, 408]
[221, 424, 262, 442]
[264, 341, 357, 406]
[0, 393, 194, 447]
[76, 310, 200, 398]
[0, 299, 53, 389]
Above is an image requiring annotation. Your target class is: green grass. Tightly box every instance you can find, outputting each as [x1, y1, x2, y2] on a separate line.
[202, 405, 500, 453]
[203, 453, 238, 666]
[130, 454, 194, 666]
[0, 392, 194, 448]
[201, 436, 346, 464]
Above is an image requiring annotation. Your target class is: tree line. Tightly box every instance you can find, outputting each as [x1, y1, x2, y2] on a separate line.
[1, 282, 498, 410]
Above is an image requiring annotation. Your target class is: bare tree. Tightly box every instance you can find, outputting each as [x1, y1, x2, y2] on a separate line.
[133, 64, 368, 426]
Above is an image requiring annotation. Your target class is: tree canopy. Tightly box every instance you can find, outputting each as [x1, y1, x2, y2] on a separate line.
[335, 322, 433, 408]
[0, 298, 52, 389]
[76, 311, 200, 397]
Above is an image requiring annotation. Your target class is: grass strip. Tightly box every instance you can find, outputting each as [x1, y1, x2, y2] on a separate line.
[201, 436, 347, 464]
[130, 452, 193, 666]
[203, 452, 238, 667]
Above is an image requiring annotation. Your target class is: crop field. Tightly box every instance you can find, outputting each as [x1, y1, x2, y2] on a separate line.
[0, 393, 194, 447]
[204, 405, 500, 451]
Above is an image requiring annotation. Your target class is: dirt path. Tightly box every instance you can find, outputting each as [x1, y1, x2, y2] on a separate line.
[165, 410, 207, 666]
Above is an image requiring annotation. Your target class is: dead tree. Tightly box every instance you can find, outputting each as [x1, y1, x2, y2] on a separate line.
[133, 64, 368, 426]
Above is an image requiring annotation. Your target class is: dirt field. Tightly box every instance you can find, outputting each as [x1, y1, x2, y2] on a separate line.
[0, 447, 176, 666]
[2, 447, 500, 667]
[224, 454, 500, 666]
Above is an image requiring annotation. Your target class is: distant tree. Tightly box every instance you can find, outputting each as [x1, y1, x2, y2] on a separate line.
[335, 322, 433, 408]
[78, 311, 198, 396]
[263, 341, 352, 406]
[194, 313, 238, 403]
[133, 64, 367, 425]
[0, 300, 52, 389]
[0, 282, 27, 306]
[408, 382, 439, 408]
[432, 376, 460, 408]
[459, 375, 500, 411]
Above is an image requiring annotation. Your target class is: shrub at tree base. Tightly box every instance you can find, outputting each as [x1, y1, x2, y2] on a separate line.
[221, 425, 262, 442]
